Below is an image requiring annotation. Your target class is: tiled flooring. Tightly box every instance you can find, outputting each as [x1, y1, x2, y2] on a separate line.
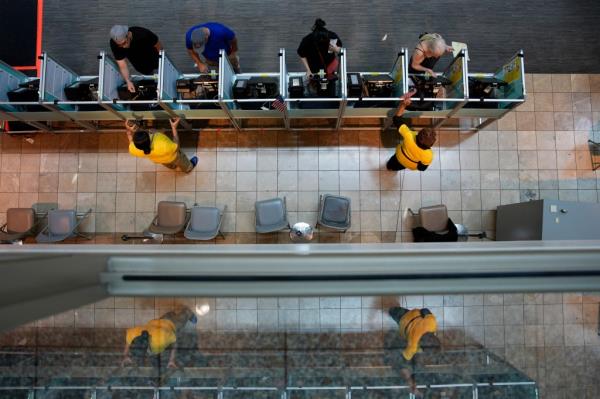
[1, 73, 599, 242]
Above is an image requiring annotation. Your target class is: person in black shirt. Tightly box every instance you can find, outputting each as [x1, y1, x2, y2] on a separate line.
[109, 25, 163, 93]
[408, 33, 453, 77]
[297, 18, 342, 80]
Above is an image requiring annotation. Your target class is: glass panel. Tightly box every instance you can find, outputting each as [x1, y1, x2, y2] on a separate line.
[3, 291, 599, 398]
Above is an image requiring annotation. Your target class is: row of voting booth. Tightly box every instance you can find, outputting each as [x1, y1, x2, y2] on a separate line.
[0, 48, 526, 132]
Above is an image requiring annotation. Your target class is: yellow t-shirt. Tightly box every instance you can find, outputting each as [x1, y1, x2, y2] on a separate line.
[128, 132, 178, 164]
[126, 318, 177, 354]
[398, 309, 437, 360]
[395, 124, 434, 170]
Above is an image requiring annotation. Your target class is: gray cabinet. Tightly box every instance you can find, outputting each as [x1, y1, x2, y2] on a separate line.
[496, 200, 600, 241]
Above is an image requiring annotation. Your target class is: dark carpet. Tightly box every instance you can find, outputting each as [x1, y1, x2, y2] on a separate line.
[38, 0, 600, 75]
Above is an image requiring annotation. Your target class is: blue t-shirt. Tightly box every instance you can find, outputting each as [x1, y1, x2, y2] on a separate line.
[185, 22, 236, 61]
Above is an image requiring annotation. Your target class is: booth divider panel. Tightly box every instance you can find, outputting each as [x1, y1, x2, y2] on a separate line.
[0, 61, 27, 102]
[41, 54, 77, 103]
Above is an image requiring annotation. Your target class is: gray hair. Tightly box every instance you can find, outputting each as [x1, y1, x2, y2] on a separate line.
[420, 33, 447, 54]
[110, 25, 129, 42]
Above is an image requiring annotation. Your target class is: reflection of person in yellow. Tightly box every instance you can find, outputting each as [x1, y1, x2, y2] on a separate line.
[388, 306, 440, 397]
[122, 307, 197, 369]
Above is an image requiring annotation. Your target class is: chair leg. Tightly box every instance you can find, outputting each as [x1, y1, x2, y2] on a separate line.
[76, 232, 92, 240]
[468, 231, 488, 240]
[218, 230, 225, 239]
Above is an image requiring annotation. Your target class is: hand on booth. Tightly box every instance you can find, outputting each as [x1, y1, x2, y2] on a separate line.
[401, 89, 417, 107]
[196, 62, 209, 73]
[424, 69, 437, 78]
[126, 80, 136, 93]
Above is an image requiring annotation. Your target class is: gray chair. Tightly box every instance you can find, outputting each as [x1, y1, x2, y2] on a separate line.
[36, 209, 92, 243]
[0, 208, 41, 244]
[184, 205, 226, 240]
[316, 194, 351, 232]
[408, 204, 449, 233]
[409, 204, 486, 240]
[255, 197, 290, 233]
[145, 201, 189, 237]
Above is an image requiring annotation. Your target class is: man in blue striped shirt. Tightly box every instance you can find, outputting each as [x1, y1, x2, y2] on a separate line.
[185, 22, 240, 73]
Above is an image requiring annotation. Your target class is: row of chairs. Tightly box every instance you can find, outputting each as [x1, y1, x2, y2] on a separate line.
[0, 208, 92, 244]
[130, 194, 352, 241]
[0, 194, 352, 244]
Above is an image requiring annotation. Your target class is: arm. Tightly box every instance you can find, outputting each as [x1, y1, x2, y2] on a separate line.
[124, 120, 138, 143]
[395, 89, 417, 118]
[300, 57, 312, 78]
[116, 59, 136, 93]
[400, 368, 422, 397]
[122, 341, 133, 367]
[187, 49, 208, 73]
[167, 345, 179, 368]
[297, 38, 313, 78]
[228, 37, 238, 54]
[170, 117, 180, 146]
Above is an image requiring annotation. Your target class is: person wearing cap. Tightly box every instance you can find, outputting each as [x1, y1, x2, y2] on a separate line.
[386, 89, 437, 172]
[388, 305, 440, 397]
[125, 117, 197, 173]
[185, 22, 240, 73]
[109, 25, 163, 93]
[122, 307, 197, 369]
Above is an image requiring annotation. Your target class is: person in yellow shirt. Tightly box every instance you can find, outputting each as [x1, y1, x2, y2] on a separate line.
[386, 90, 437, 172]
[388, 306, 440, 397]
[122, 307, 197, 369]
[126, 117, 197, 172]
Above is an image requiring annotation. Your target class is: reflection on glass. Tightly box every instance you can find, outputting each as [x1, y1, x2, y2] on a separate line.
[10, 293, 599, 398]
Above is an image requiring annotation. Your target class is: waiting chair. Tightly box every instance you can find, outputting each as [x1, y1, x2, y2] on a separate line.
[316, 194, 351, 232]
[0, 208, 42, 243]
[144, 201, 189, 238]
[408, 204, 486, 241]
[255, 197, 290, 233]
[184, 205, 226, 240]
[408, 204, 456, 242]
[35, 209, 92, 243]
[409, 204, 450, 234]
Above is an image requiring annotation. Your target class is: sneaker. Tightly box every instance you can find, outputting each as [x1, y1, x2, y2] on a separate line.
[190, 156, 198, 168]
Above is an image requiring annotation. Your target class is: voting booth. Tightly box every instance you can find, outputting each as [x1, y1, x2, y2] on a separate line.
[454, 50, 527, 130]
[221, 49, 284, 129]
[281, 48, 346, 129]
[0, 47, 526, 133]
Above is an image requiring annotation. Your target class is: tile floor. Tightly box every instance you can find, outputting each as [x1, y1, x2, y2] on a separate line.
[0, 73, 599, 243]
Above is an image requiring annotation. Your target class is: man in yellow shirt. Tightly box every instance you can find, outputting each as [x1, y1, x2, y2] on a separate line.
[388, 306, 440, 397]
[386, 90, 436, 172]
[122, 307, 197, 368]
[126, 117, 197, 172]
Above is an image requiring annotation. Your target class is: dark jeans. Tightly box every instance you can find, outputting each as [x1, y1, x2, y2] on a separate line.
[389, 306, 410, 324]
[386, 154, 406, 171]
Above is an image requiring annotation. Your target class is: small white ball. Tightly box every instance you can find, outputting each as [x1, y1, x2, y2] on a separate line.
[195, 304, 210, 316]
